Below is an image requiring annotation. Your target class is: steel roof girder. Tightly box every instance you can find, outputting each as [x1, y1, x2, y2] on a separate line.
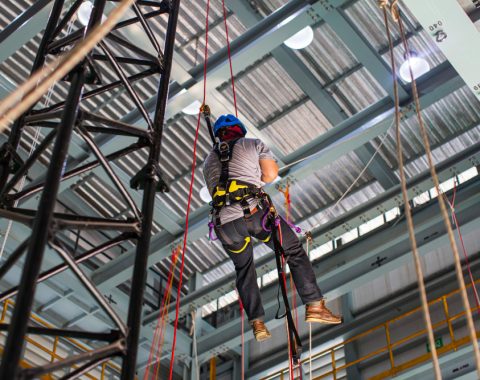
[0, 0, 52, 65]
[249, 254, 480, 378]
[89, 63, 466, 293]
[355, 144, 399, 189]
[316, 6, 410, 102]
[194, 179, 480, 360]
[403, 0, 480, 102]
[141, 145, 479, 326]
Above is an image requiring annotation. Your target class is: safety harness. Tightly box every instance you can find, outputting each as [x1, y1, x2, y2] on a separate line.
[210, 138, 262, 226]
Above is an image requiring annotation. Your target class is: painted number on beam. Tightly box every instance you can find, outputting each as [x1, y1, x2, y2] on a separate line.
[403, 0, 480, 102]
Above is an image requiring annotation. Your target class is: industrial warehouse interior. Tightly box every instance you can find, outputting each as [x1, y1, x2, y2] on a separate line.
[0, 0, 479, 379]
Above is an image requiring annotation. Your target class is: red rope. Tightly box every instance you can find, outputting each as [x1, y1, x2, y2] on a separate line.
[221, 0, 238, 117]
[278, 224, 295, 380]
[445, 181, 480, 315]
[153, 253, 178, 379]
[237, 291, 245, 380]
[144, 247, 179, 380]
[167, 2, 210, 379]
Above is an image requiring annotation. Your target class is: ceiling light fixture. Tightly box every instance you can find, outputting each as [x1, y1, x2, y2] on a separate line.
[77, 1, 94, 26]
[182, 100, 202, 115]
[284, 26, 314, 50]
[399, 51, 430, 83]
[77, 1, 107, 26]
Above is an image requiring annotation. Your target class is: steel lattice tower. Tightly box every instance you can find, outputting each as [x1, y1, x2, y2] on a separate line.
[0, 1, 180, 378]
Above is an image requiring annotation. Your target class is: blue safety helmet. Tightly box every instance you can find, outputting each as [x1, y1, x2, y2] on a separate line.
[213, 114, 247, 137]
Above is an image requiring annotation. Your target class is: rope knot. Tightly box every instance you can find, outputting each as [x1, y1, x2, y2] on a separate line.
[378, 0, 399, 22]
[378, 0, 389, 8]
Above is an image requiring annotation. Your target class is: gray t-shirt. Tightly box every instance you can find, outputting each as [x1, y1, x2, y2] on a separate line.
[203, 138, 274, 224]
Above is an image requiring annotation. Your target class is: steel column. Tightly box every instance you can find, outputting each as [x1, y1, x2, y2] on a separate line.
[0, 60, 88, 380]
[0, 0, 63, 190]
[120, 1, 181, 378]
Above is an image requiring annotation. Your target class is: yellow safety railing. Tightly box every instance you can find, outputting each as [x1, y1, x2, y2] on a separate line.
[262, 280, 480, 380]
[0, 299, 121, 379]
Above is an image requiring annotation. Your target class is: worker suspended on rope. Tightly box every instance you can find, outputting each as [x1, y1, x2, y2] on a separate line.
[203, 114, 342, 342]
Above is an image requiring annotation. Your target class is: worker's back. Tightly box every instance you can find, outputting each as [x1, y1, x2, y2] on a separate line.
[203, 137, 273, 224]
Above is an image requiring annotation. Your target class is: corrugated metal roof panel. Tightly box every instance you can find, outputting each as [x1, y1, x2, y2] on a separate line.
[176, 11, 248, 68]
[331, 67, 388, 116]
[217, 55, 306, 126]
[345, 0, 423, 51]
[370, 86, 480, 173]
[403, 127, 480, 178]
[0, 0, 32, 27]
[293, 23, 359, 86]
[261, 99, 333, 156]
[243, 0, 291, 18]
[345, 0, 447, 76]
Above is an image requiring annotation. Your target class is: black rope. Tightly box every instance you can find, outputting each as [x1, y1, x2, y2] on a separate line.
[270, 212, 302, 363]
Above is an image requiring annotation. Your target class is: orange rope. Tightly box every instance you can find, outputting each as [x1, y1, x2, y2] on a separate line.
[379, 3, 441, 378]
[169, 0, 242, 376]
[442, 181, 480, 314]
[144, 246, 180, 380]
[396, 5, 480, 375]
[277, 181, 291, 222]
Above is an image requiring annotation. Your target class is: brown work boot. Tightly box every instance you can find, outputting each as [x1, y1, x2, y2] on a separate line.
[305, 299, 342, 324]
[250, 319, 272, 342]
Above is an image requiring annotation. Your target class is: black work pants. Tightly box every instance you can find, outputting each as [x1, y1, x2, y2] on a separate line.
[215, 210, 322, 321]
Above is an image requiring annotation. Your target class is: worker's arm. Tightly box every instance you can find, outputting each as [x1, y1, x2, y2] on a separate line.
[259, 159, 279, 183]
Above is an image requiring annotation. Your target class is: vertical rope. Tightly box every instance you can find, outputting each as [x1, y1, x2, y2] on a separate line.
[443, 184, 480, 315]
[168, 1, 210, 378]
[240, 297, 245, 380]
[221, 0, 238, 117]
[191, 311, 200, 380]
[395, 5, 480, 374]
[379, 3, 441, 378]
[278, 225, 295, 380]
[144, 246, 179, 380]
[306, 234, 313, 380]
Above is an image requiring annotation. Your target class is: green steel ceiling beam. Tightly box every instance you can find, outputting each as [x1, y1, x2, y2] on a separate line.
[226, 0, 398, 189]
[143, 142, 479, 327]
[311, 3, 407, 188]
[225, 0, 346, 124]
[0, 0, 52, 64]
[89, 61, 466, 291]
[194, 178, 480, 362]
[281, 60, 462, 166]
[355, 143, 398, 188]
[318, 4, 409, 101]
[249, 255, 480, 378]
[403, 0, 480, 102]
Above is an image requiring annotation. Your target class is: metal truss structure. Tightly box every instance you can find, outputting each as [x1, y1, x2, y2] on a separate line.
[0, 0, 179, 378]
[1, 0, 480, 378]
